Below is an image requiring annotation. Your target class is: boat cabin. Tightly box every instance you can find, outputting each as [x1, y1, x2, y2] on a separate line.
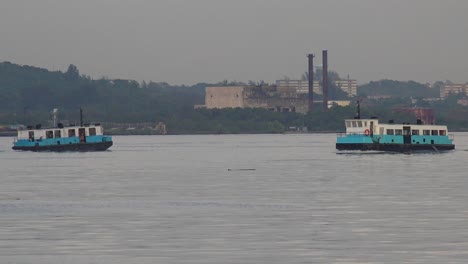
[344, 118, 449, 137]
[12, 108, 113, 151]
[16, 123, 105, 143]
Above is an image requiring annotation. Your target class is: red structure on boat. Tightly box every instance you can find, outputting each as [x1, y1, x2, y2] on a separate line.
[394, 108, 435, 125]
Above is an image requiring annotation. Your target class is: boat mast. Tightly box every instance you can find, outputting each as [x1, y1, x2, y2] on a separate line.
[52, 108, 58, 127]
[80, 107, 83, 126]
[356, 100, 361, 119]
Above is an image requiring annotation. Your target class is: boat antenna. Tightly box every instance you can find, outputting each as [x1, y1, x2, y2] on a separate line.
[355, 100, 361, 119]
[79, 107, 83, 126]
[52, 108, 58, 127]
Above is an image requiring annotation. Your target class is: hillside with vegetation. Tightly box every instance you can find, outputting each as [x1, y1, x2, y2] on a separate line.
[1, 61, 468, 134]
[358, 79, 441, 98]
[0, 61, 205, 127]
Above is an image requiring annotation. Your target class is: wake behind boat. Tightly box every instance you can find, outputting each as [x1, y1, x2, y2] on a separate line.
[12, 108, 113, 152]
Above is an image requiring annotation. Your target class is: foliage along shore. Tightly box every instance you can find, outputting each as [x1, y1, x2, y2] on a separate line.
[1, 61, 468, 134]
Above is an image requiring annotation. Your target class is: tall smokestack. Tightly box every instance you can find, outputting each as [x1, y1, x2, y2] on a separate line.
[322, 50, 328, 110]
[308, 54, 314, 113]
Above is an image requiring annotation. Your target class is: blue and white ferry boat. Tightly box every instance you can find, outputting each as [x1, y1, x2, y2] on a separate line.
[12, 109, 113, 152]
[336, 104, 454, 152]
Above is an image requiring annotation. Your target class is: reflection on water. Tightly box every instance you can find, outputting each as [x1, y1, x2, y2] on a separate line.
[1, 133, 468, 264]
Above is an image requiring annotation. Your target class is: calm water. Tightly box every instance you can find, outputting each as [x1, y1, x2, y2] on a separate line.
[1, 133, 468, 264]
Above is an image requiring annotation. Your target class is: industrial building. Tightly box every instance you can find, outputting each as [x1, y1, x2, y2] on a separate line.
[203, 85, 309, 113]
[199, 85, 350, 114]
[197, 50, 352, 114]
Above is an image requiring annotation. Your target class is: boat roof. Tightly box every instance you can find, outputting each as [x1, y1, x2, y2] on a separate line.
[344, 118, 448, 129]
[21, 123, 103, 131]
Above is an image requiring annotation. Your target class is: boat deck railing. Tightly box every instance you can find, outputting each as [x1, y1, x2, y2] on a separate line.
[337, 132, 367, 137]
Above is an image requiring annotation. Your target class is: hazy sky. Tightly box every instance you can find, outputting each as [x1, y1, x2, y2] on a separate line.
[1, 0, 467, 85]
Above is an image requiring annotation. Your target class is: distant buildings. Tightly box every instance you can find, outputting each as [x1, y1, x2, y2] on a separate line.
[275, 78, 357, 97]
[334, 79, 358, 97]
[457, 98, 468, 106]
[198, 79, 468, 114]
[440, 83, 468, 98]
[198, 85, 350, 114]
[203, 85, 308, 113]
[366, 95, 392, 100]
[205, 86, 246, 109]
[275, 80, 321, 94]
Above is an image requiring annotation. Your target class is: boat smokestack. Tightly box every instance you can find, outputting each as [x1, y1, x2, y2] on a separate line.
[308, 53, 314, 113]
[322, 50, 328, 110]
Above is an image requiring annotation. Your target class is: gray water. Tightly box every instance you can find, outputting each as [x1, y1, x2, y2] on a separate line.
[1, 133, 468, 264]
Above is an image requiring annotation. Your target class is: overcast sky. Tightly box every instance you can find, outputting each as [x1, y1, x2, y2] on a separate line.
[1, 0, 467, 85]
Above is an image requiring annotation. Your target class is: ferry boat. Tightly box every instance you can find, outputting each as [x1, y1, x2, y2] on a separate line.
[12, 109, 113, 152]
[336, 104, 454, 152]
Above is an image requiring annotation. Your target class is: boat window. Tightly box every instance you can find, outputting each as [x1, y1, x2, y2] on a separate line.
[403, 129, 410, 136]
[395, 129, 403, 135]
[345, 121, 351, 128]
[352, 121, 357, 127]
[357, 121, 363, 127]
[431, 130, 438, 136]
[46, 130, 53, 139]
[439, 130, 446, 136]
[412, 130, 419, 135]
[89, 128, 96, 136]
[54, 130, 61, 138]
[423, 130, 430, 135]
[386, 129, 394, 135]
[68, 129, 76, 137]
[364, 121, 367, 127]
[28, 131, 34, 141]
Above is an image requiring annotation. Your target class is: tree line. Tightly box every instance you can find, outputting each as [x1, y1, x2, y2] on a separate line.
[1, 61, 467, 134]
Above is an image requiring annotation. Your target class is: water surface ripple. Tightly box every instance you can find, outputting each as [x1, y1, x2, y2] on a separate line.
[1, 133, 468, 263]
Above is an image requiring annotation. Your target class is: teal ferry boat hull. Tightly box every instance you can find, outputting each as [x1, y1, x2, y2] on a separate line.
[336, 142, 454, 152]
[336, 118, 455, 152]
[13, 136, 113, 152]
[12, 109, 113, 152]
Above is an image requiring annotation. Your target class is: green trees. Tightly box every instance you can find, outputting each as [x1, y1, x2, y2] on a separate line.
[358, 79, 439, 98]
[0, 62, 205, 128]
[65, 64, 80, 81]
[1, 61, 468, 133]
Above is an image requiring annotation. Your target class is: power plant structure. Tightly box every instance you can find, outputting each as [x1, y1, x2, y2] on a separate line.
[196, 50, 353, 114]
[322, 50, 329, 110]
[308, 50, 330, 112]
[307, 53, 314, 113]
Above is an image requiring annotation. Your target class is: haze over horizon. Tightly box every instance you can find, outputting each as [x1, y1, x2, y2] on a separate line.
[1, 0, 467, 86]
